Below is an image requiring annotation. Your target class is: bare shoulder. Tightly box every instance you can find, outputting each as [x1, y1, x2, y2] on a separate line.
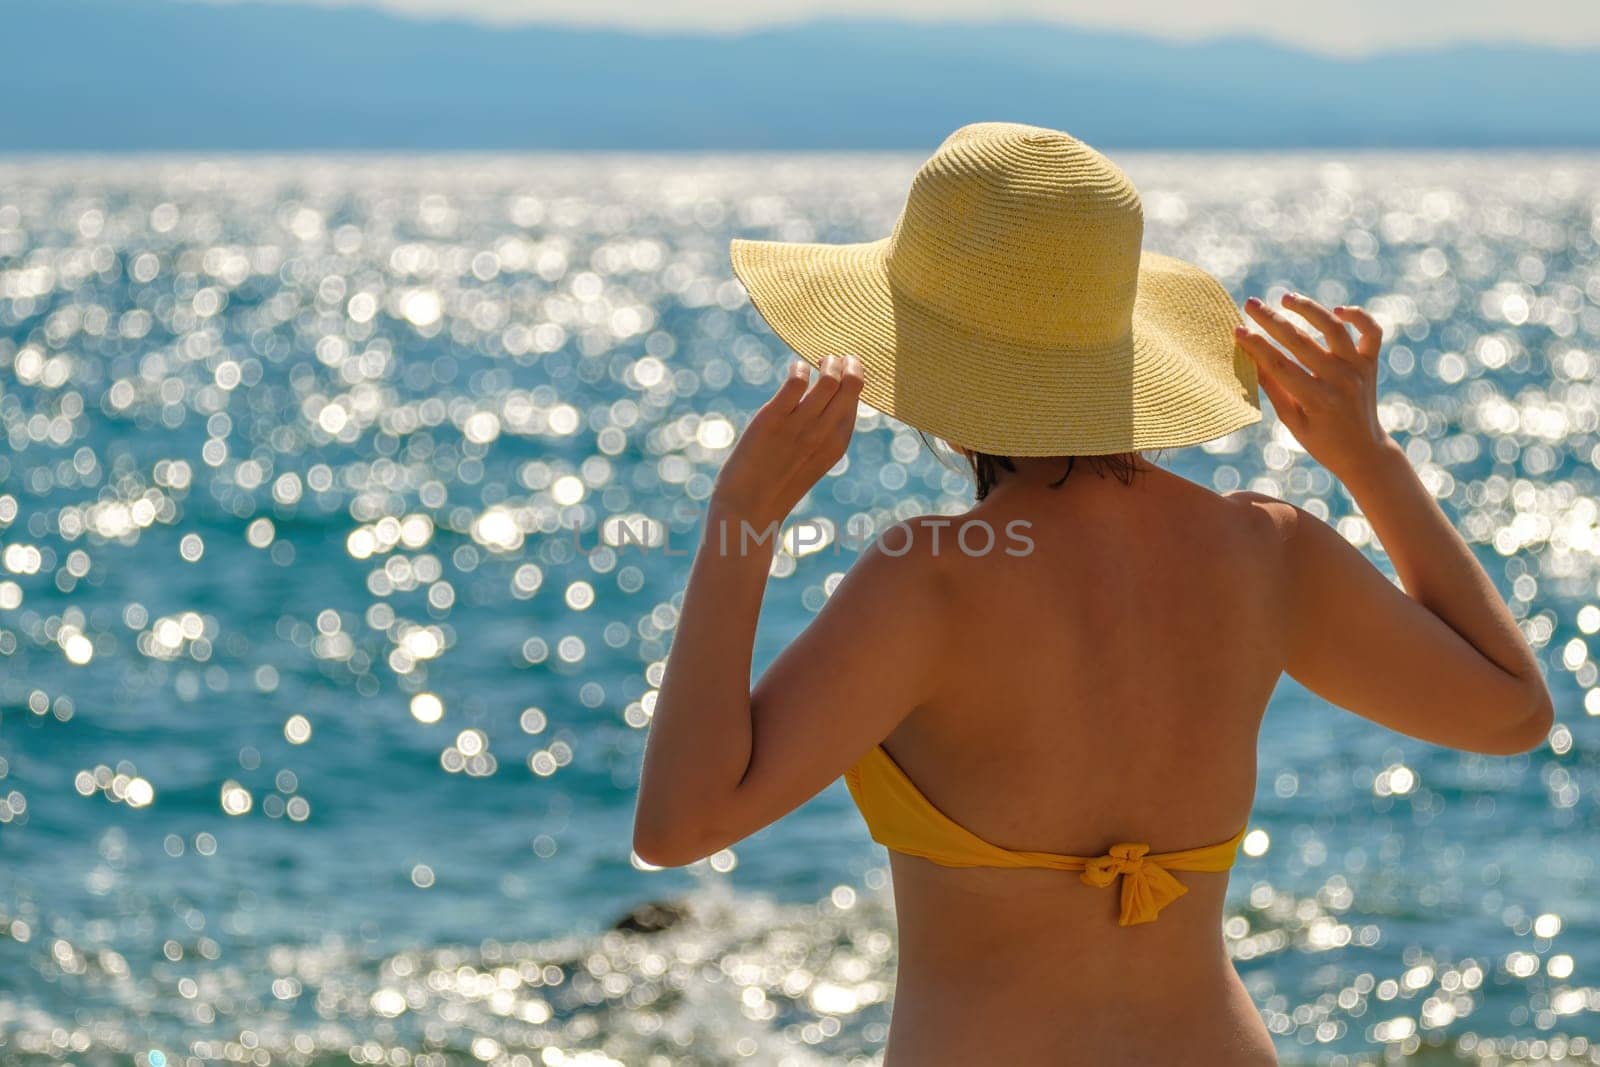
[802, 513, 965, 680]
[829, 511, 999, 615]
[1222, 489, 1303, 536]
[850, 513, 972, 584]
[1221, 488, 1372, 595]
[1220, 489, 1309, 575]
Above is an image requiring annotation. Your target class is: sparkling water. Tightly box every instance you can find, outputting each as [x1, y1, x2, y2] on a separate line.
[0, 152, 1596, 1065]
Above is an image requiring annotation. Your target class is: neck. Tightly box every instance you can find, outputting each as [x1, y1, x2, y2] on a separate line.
[999, 454, 1154, 485]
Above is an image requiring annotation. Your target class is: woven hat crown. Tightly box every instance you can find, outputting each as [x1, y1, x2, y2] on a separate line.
[887, 122, 1144, 351]
[727, 119, 1259, 457]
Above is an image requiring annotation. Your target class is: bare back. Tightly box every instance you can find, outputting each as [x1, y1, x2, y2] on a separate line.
[878, 461, 1284, 1065]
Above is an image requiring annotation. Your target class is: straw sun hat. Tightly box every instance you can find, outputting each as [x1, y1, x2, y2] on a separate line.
[729, 122, 1260, 457]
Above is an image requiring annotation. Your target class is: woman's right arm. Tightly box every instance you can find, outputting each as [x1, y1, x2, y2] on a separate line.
[1235, 292, 1553, 756]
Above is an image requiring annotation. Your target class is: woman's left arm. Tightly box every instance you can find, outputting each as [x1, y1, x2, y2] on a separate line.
[632, 356, 951, 866]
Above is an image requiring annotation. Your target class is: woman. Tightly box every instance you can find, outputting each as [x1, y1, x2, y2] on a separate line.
[632, 123, 1552, 1064]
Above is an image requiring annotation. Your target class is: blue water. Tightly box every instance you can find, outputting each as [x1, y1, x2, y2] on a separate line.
[0, 152, 1596, 1066]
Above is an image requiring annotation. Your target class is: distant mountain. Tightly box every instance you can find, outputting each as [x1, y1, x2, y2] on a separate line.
[3, 0, 1595, 150]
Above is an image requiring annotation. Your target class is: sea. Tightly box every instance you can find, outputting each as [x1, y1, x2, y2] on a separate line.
[0, 151, 1596, 1066]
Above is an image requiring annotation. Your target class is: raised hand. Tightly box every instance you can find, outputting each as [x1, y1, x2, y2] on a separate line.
[1235, 293, 1391, 481]
[711, 355, 865, 531]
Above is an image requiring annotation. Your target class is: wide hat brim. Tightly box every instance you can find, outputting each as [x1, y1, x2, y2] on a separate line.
[730, 236, 1261, 457]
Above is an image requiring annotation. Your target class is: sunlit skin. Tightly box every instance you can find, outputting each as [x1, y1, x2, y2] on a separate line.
[635, 295, 1554, 1065]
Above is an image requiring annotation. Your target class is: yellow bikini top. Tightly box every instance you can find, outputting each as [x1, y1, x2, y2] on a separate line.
[844, 744, 1248, 926]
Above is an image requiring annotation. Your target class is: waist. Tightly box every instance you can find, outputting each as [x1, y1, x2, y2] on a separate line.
[883, 984, 1275, 1067]
[884, 873, 1272, 1065]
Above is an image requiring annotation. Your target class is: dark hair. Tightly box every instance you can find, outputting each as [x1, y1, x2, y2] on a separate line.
[920, 433, 1143, 501]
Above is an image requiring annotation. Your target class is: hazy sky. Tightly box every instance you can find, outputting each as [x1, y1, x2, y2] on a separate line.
[218, 0, 1600, 54]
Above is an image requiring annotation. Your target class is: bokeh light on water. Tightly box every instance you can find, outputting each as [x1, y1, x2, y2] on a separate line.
[0, 152, 1597, 1065]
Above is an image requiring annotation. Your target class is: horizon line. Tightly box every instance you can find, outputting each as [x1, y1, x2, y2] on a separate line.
[159, 0, 1600, 59]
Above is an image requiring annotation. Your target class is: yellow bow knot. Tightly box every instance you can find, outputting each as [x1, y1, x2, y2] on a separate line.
[1079, 841, 1148, 886]
[1078, 842, 1190, 926]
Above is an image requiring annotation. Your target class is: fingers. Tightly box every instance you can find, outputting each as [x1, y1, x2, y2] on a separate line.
[820, 354, 865, 423]
[1234, 323, 1316, 397]
[794, 354, 864, 428]
[1333, 304, 1384, 360]
[793, 355, 845, 421]
[716, 355, 863, 526]
[1243, 298, 1343, 379]
[1253, 359, 1305, 428]
[772, 355, 862, 505]
[763, 358, 811, 414]
[1235, 327, 1312, 395]
[1281, 293, 1357, 361]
